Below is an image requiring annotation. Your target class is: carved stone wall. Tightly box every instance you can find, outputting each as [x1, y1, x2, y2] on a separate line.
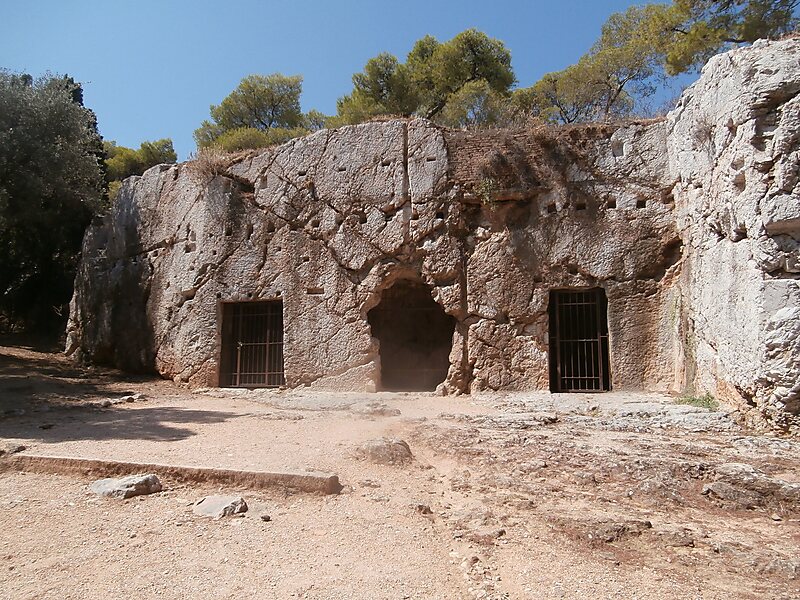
[67, 38, 800, 427]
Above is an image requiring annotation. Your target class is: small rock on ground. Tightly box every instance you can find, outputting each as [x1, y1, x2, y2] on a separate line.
[193, 495, 248, 519]
[357, 438, 413, 465]
[90, 474, 162, 499]
[0, 442, 26, 456]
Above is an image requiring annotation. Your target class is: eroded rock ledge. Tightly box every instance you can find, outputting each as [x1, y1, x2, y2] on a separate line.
[67, 39, 800, 429]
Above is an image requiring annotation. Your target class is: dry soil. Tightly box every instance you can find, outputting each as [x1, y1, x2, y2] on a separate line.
[1, 340, 798, 599]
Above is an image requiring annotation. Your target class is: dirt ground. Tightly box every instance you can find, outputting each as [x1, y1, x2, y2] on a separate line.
[1, 340, 799, 599]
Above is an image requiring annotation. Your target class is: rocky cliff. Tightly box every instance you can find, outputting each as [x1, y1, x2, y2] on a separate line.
[67, 38, 800, 428]
[668, 38, 800, 428]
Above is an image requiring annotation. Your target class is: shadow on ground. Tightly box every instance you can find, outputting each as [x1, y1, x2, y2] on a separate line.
[0, 406, 241, 444]
[0, 339, 153, 411]
[0, 338, 243, 444]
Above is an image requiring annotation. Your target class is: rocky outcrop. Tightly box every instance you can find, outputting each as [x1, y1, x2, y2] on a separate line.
[668, 38, 800, 428]
[67, 39, 800, 428]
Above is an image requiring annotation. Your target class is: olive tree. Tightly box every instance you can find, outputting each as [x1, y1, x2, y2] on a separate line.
[0, 72, 105, 331]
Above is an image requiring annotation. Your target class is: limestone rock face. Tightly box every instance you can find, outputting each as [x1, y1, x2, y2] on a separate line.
[67, 38, 800, 427]
[667, 38, 800, 426]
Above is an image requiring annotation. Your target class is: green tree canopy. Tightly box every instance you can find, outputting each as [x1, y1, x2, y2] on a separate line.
[104, 138, 176, 182]
[208, 126, 311, 153]
[335, 29, 516, 125]
[335, 53, 419, 123]
[436, 80, 518, 128]
[137, 139, 177, 170]
[194, 73, 326, 150]
[517, 1, 797, 124]
[517, 4, 673, 124]
[663, 0, 799, 74]
[0, 72, 105, 331]
[211, 73, 303, 131]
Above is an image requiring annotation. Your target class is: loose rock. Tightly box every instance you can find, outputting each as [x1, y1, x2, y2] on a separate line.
[90, 474, 162, 499]
[584, 519, 652, 544]
[356, 438, 412, 465]
[0, 443, 26, 457]
[193, 495, 248, 519]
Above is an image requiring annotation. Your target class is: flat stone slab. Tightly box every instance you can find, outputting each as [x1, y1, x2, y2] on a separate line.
[703, 462, 800, 509]
[193, 495, 248, 519]
[90, 473, 162, 498]
[1, 454, 342, 494]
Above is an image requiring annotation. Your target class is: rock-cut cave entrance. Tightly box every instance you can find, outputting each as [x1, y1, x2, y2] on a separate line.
[367, 280, 456, 391]
[548, 288, 611, 392]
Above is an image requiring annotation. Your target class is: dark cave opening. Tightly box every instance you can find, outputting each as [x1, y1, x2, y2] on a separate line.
[368, 280, 455, 392]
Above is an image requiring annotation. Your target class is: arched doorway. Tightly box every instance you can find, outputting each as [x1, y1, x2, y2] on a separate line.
[367, 280, 456, 391]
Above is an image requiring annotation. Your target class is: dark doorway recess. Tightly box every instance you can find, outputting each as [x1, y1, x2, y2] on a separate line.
[368, 280, 456, 391]
[548, 288, 611, 392]
[220, 301, 285, 388]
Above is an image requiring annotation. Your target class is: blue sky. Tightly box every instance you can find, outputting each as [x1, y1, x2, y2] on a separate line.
[3, 0, 686, 160]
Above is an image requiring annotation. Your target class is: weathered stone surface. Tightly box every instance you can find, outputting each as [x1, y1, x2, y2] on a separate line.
[667, 38, 800, 428]
[66, 39, 800, 427]
[583, 519, 653, 544]
[356, 438, 413, 465]
[193, 495, 248, 519]
[67, 116, 679, 394]
[90, 474, 162, 499]
[702, 462, 800, 509]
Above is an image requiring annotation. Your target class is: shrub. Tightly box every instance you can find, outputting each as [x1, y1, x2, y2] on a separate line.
[675, 393, 719, 410]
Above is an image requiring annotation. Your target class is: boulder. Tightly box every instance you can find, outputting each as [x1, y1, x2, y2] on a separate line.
[90, 474, 162, 499]
[356, 437, 413, 465]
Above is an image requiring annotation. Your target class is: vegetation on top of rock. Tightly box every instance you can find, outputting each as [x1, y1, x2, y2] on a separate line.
[333, 29, 515, 127]
[104, 139, 177, 181]
[333, 1, 798, 128]
[661, 0, 799, 74]
[491, 1, 798, 125]
[193, 74, 327, 153]
[516, 4, 676, 124]
[186, 2, 798, 149]
[104, 138, 177, 201]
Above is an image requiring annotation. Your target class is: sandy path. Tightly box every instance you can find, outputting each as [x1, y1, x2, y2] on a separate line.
[2, 342, 799, 599]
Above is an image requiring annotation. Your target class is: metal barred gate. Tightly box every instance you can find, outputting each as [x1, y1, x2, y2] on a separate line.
[548, 289, 611, 392]
[220, 301, 285, 388]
